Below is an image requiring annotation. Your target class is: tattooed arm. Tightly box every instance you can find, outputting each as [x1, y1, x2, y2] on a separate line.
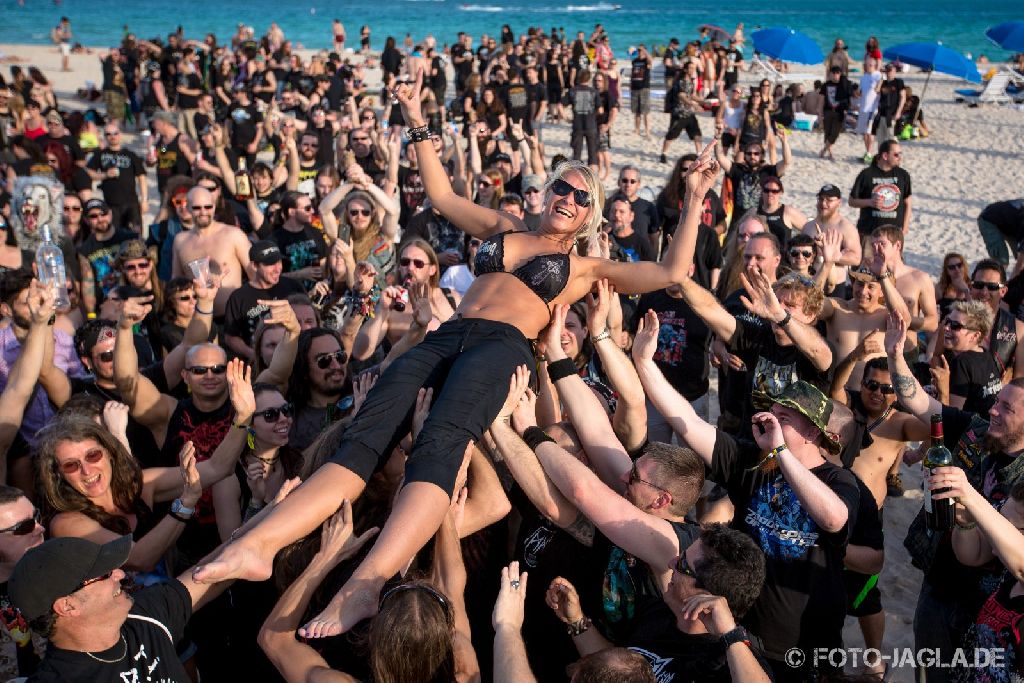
[885, 312, 942, 422]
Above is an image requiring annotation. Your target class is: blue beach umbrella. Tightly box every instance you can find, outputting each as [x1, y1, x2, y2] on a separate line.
[751, 27, 824, 65]
[882, 42, 981, 83]
[986, 21, 1024, 52]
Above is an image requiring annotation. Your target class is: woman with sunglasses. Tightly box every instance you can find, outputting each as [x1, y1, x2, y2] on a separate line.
[784, 234, 818, 277]
[939, 301, 1001, 413]
[234, 384, 304, 521]
[192, 81, 719, 639]
[320, 188, 396, 289]
[159, 277, 219, 356]
[474, 168, 504, 210]
[935, 252, 970, 320]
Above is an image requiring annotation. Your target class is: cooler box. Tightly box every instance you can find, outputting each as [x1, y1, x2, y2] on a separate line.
[792, 113, 817, 131]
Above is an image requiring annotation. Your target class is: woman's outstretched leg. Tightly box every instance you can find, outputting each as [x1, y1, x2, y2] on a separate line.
[193, 463, 367, 583]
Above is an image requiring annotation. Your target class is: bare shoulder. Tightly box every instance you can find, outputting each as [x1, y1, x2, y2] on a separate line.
[49, 510, 106, 538]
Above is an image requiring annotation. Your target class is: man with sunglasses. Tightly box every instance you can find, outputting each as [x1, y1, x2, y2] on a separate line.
[637, 365, 860, 682]
[223, 241, 304, 361]
[289, 328, 349, 451]
[850, 140, 913, 237]
[715, 139, 788, 229]
[0, 486, 44, 680]
[604, 165, 658, 242]
[76, 199, 138, 317]
[970, 259, 1024, 380]
[85, 122, 147, 232]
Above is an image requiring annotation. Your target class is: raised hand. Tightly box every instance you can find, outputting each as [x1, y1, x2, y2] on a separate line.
[350, 371, 378, 417]
[258, 299, 300, 334]
[929, 354, 950, 397]
[411, 387, 433, 443]
[226, 358, 256, 423]
[392, 81, 425, 126]
[818, 228, 843, 265]
[544, 577, 583, 624]
[884, 310, 907, 356]
[678, 594, 737, 636]
[511, 387, 539, 435]
[739, 269, 786, 323]
[492, 561, 529, 632]
[178, 441, 203, 507]
[409, 281, 433, 328]
[102, 401, 130, 442]
[751, 411, 785, 453]
[245, 458, 268, 504]
[119, 295, 154, 329]
[585, 278, 613, 337]
[858, 329, 885, 359]
[494, 365, 531, 427]
[684, 139, 719, 197]
[541, 303, 570, 361]
[632, 309, 660, 362]
[25, 280, 55, 326]
[315, 499, 380, 567]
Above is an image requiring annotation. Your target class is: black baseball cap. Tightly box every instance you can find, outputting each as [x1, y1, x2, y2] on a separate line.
[817, 184, 842, 199]
[10, 535, 131, 621]
[249, 240, 282, 265]
[83, 198, 110, 214]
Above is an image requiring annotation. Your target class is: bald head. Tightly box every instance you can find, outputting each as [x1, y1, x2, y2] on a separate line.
[187, 187, 215, 228]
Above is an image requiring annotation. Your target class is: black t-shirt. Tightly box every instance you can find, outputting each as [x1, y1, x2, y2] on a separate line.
[45, 133, 84, 164]
[877, 77, 906, 118]
[628, 617, 772, 683]
[451, 44, 473, 80]
[727, 163, 779, 220]
[630, 196, 659, 236]
[949, 349, 1002, 414]
[86, 149, 145, 207]
[76, 229, 137, 303]
[228, 103, 261, 149]
[850, 164, 913, 235]
[633, 291, 711, 400]
[612, 230, 656, 263]
[820, 78, 852, 113]
[503, 82, 530, 124]
[980, 199, 1024, 235]
[272, 225, 329, 277]
[30, 580, 191, 682]
[223, 279, 306, 346]
[176, 71, 203, 109]
[710, 432, 859, 659]
[630, 57, 651, 90]
[568, 86, 598, 129]
[728, 315, 833, 424]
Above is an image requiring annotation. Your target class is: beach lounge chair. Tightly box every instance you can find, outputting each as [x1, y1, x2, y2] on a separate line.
[954, 69, 1012, 105]
[749, 55, 817, 84]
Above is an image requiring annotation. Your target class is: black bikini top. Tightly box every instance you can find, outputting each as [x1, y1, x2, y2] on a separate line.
[474, 230, 571, 305]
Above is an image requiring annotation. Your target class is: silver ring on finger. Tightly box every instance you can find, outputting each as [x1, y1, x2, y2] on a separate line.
[510, 580, 520, 589]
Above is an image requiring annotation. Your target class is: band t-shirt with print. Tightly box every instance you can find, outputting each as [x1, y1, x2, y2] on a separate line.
[30, 579, 191, 682]
[710, 431, 859, 661]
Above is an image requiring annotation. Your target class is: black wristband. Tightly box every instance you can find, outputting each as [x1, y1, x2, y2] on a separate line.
[168, 510, 191, 523]
[407, 125, 431, 143]
[776, 310, 792, 327]
[522, 426, 555, 451]
[547, 358, 577, 382]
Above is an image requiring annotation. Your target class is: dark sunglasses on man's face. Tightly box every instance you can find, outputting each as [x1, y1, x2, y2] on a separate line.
[256, 403, 293, 422]
[970, 281, 1003, 292]
[862, 379, 895, 395]
[188, 364, 228, 376]
[0, 509, 40, 535]
[618, 177, 638, 185]
[76, 570, 114, 592]
[400, 257, 427, 269]
[315, 350, 347, 369]
[551, 178, 591, 208]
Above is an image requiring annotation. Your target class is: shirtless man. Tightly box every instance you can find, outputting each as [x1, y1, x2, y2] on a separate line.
[351, 239, 460, 361]
[818, 266, 890, 390]
[171, 186, 252, 314]
[869, 225, 938, 338]
[801, 184, 861, 292]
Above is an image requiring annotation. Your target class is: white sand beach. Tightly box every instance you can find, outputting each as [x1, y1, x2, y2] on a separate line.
[4, 41, 1023, 682]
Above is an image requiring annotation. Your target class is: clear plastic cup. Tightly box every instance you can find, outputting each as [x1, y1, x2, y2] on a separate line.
[187, 257, 212, 287]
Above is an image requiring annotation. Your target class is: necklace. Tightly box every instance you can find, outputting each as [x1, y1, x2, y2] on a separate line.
[535, 231, 576, 250]
[84, 633, 128, 664]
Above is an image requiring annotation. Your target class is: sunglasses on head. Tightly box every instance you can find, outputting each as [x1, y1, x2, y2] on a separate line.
[0, 509, 40, 535]
[944, 319, 973, 332]
[970, 281, 1003, 291]
[862, 378, 895, 395]
[60, 447, 105, 474]
[256, 402, 293, 422]
[551, 178, 591, 207]
[76, 570, 114, 592]
[400, 257, 428, 268]
[315, 350, 347, 369]
[789, 248, 813, 258]
[349, 208, 371, 217]
[188, 364, 228, 375]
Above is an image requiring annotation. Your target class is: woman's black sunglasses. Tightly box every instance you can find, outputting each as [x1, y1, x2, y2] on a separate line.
[551, 178, 592, 208]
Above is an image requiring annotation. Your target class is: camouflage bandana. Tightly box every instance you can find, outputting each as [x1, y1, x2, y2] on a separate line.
[752, 379, 842, 454]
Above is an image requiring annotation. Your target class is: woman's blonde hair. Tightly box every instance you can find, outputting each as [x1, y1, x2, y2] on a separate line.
[546, 160, 605, 242]
[342, 190, 383, 262]
[950, 300, 994, 339]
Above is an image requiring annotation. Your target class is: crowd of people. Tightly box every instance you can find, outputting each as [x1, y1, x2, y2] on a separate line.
[0, 15, 1020, 683]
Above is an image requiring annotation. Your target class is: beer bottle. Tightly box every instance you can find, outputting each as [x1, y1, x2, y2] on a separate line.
[235, 157, 253, 201]
[923, 414, 955, 531]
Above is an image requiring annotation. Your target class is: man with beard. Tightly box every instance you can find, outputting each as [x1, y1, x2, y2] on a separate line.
[351, 240, 459, 361]
[968, 259, 1024, 379]
[345, 127, 386, 185]
[112, 239, 162, 353]
[77, 199, 137, 316]
[223, 241, 305, 360]
[147, 112, 194, 196]
[636, 361, 859, 682]
[607, 196, 656, 263]
[849, 140, 913, 237]
[800, 184, 862, 293]
[171, 186, 252, 314]
[884, 314, 1024, 682]
[294, 132, 321, 199]
[715, 140, 790, 230]
[605, 165, 658, 242]
[86, 121, 147, 232]
[288, 328, 348, 451]
[272, 191, 328, 288]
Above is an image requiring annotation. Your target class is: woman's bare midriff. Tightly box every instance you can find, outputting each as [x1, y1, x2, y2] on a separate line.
[456, 273, 555, 339]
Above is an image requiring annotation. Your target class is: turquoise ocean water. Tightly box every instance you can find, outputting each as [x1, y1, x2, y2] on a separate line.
[1, 0, 1020, 62]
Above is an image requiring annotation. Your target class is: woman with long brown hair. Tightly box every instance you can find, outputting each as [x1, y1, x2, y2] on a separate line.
[194, 82, 719, 640]
[935, 252, 970, 320]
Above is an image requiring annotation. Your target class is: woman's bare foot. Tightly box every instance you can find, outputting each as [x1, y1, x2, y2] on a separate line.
[192, 538, 274, 584]
[298, 574, 385, 638]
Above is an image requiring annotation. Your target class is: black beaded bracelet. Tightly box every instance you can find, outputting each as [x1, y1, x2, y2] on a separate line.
[522, 426, 555, 450]
[547, 358, 577, 382]
[407, 125, 431, 143]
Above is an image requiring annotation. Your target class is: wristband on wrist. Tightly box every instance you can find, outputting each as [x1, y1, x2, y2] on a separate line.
[195, 305, 213, 315]
[720, 625, 751, 649]
[522, 426, 555, 451]
[547, 357, 577, 382]
[567, 616, 592, 637]
[955, 520, 978, 531]
[776, 310, 792, 327]
[591, 328, 611, 343]
[407, 125, 431, 143]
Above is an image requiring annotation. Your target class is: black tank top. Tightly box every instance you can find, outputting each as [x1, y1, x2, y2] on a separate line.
[758, 204, 789, 246]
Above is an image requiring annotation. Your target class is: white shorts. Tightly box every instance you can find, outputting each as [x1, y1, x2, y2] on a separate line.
[59, 42, 71, 57]
[856, 109, 876, 135]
